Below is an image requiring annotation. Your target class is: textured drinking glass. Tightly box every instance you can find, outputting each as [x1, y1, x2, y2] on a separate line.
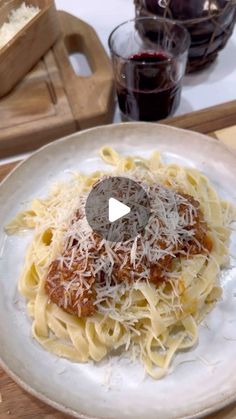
[109, 17, 190, 122]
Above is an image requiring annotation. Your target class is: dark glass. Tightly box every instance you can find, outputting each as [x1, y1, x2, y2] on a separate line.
[144, 0, 230, 20]
[116, 51, 181, 121]
[135, 0, 236, 71]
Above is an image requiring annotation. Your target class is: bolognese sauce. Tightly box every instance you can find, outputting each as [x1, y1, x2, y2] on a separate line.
[45, 184, 212, 317]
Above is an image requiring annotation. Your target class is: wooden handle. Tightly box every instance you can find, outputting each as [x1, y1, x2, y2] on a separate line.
[53, 11, 115, 129]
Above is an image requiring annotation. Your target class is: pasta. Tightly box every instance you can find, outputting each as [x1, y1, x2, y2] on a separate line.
[6, 148, 236, 379]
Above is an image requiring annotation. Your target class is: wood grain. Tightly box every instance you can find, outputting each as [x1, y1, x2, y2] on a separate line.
[0, 47, 76, 158]
[0, 11, 114, 159]
[163, 100, 236, 134]
[0, 369, 70, 418]
[0, 161, 19, 181]
[1, 126, 236, 418]
[53, 12, 115, 130]
[0, 0, 60, 97]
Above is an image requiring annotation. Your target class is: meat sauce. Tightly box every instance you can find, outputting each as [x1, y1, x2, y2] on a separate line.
[45, 191, 212, 317]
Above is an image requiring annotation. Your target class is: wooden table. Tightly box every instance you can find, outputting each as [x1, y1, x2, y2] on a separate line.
[0, 123, 236, 419]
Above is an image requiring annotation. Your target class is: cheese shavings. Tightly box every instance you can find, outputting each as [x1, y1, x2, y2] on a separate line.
[45, 177, 211, 322]
[0, 2, 40, 49]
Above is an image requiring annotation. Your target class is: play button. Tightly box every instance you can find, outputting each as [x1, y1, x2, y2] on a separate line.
[85, 177, 150, 242]
[109, 198, 130, 222]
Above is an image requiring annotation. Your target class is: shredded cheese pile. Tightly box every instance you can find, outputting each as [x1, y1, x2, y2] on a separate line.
[50, 180, 203, 316]
[0, 2, 40, 49]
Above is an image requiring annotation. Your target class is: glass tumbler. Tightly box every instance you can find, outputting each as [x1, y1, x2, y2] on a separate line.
[108, 17, 190, 122]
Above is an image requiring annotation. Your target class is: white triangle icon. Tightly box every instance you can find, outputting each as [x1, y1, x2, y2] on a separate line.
[109, 198, 131, 223]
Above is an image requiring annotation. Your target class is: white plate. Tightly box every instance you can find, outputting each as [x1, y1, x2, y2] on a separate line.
[0, 123, 236, 419]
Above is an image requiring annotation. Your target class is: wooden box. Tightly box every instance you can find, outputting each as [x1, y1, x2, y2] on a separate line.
[0, 0, 61, 97]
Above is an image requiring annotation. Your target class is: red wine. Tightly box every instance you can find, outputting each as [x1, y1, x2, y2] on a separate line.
[116, 51, 181, 121]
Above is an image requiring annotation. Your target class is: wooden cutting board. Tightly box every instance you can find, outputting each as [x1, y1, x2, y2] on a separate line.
[0, 10, 114, 158]
[0, 121, 236, 418]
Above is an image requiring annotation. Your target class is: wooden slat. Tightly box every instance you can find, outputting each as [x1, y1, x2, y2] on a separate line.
[163, 101, 236, 134]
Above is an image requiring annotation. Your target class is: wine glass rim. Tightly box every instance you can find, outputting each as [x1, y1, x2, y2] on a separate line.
[108, 17, 191, 62]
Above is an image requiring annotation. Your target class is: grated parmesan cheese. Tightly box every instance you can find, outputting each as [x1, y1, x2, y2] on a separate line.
[0, 2, 40, 49]
[45, 175, 209, 324]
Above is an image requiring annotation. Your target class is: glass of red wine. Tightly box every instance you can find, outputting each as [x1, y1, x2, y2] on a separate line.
[108, 17, 190, 122]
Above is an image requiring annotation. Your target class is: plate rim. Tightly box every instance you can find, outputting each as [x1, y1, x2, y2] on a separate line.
[1, 353, 236, 419]
[1, 122, 236, 419]
[1, 122, 235, 190]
